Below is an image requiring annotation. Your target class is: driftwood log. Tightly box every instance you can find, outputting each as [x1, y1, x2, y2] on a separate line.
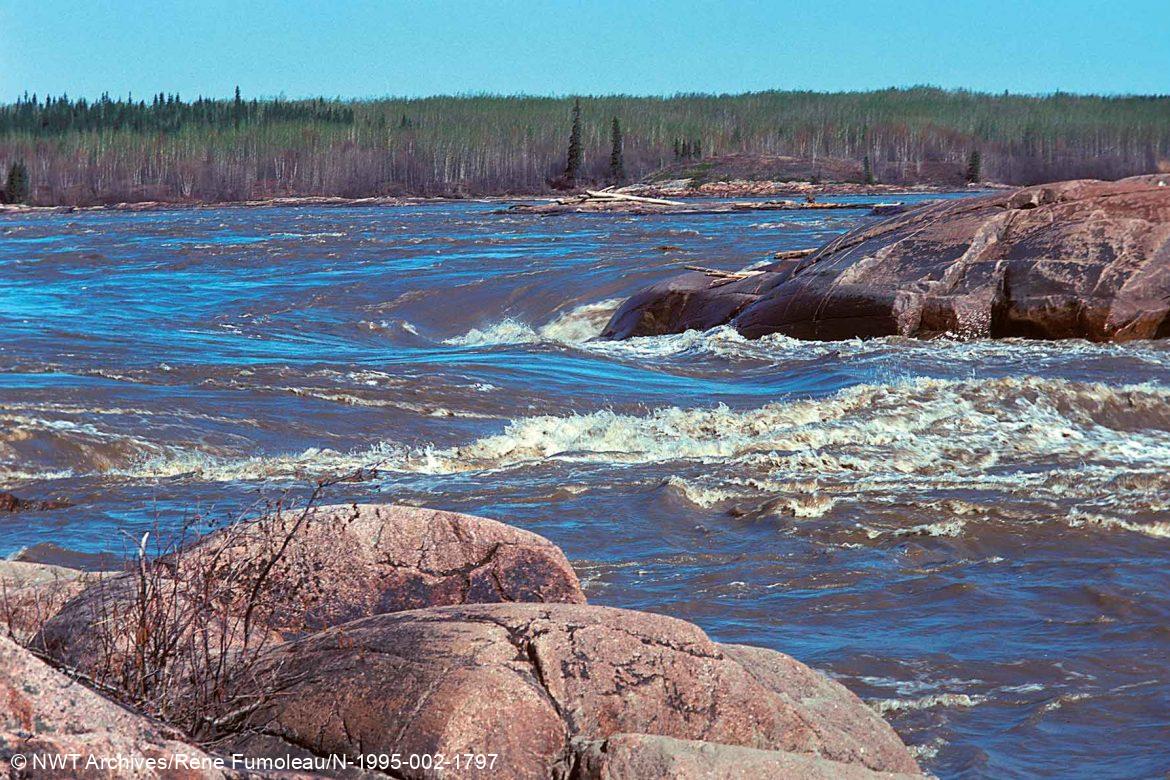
[583, 189, 687, 207]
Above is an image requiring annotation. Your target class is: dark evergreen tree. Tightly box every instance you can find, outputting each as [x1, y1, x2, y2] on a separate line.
[4, 160, 29, 203]
[564, 98, 583, 181]
[863, 154, 875, 185]
[966, 149, 983, 183]
[609, 117, 625, 182]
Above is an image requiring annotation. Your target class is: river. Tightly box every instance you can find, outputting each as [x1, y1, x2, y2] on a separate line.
[2, 196, 1168, 777]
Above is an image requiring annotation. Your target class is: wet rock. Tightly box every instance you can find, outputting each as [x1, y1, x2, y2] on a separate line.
[36, 504, 585, 685]
[0, 635, 224, 779]
[227, 603, 920, 778]
[606, 174, 1170, 342]
[602, 267, 793, 340]
[0, 491, 72, 512]
[12, 542, 125, 572]
[571, 732, 923, 779]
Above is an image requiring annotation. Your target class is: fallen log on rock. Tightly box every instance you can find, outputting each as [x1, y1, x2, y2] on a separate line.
[502, 193, 891, 215]
[683, 264, 765, 279]
[584, 189, 687, 207]
[773, 248, 818, 260]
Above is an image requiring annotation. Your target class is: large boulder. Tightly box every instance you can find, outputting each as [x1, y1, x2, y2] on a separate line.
[0, 636, 224, 779]
[35, 504, 585, 696]
[604, 175, 1170, 342]
[227, 603, 921, 778]
[173, 502, 587, 631]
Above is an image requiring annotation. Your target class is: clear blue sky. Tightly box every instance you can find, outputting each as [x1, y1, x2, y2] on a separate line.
[1, 0, 1166, 101]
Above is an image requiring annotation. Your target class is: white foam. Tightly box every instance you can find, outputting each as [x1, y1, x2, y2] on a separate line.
[869, 692, 987, 714]
[34, 375, 1170, 539]
[442, 298, 622, 347]
[1066, 511, 1170, 539]
[584, 324, 1170, 372]
[863, 520, 967, 539]
[442, 318, 540, 346]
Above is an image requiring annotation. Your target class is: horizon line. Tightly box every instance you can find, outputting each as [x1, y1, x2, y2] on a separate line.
[6, 85, 1170, 106]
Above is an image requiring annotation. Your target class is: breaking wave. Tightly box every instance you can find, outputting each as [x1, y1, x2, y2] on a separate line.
[870, 692, 988, 715]
[35, 376, 1160, 541]
[409, 376, 1170, 477]
[442, 299, 622, 346]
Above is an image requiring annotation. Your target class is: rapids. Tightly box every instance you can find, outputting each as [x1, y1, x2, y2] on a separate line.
[2, 196, 1168, 777]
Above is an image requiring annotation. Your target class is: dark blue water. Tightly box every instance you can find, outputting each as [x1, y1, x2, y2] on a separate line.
[3, 196, 1169, 777]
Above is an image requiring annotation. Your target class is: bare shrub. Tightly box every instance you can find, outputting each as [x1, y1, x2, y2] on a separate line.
[40, 471, 370, 743]
[0, 569, 89, 644]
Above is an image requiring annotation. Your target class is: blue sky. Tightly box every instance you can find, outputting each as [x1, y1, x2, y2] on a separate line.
[1, 0, 1166, 101]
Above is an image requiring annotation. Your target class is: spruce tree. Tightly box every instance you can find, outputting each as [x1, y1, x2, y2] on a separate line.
[966, 149, 982, 183]
[4, 161, 30, 204]
[863, 155, 875, 185]
[564, 98, 583, 182]
[609, 117, 625, 183]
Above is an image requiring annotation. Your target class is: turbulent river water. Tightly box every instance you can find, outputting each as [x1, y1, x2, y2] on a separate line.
[2, 196, 1169, 778]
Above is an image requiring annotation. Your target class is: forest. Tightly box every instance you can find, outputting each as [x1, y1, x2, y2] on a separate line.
[1, 87, 1168, 204]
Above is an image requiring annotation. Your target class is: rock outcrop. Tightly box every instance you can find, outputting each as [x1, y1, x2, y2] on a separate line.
[22, 505, 922, 778]
[572, 733, 921, 779]
[182, 502, 587, 630]
[0, 561, 94, 643]
[36, 504, 585, 691]
[603, 175, 1170, 342]
[0, 636, 223, 779]
[227, 603, 921, 778]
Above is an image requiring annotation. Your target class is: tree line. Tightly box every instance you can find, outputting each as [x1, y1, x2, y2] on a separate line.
[1, 87, 1167, 205]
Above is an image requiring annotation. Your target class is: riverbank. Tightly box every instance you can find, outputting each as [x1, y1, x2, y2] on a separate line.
[0, 180, 982, 215]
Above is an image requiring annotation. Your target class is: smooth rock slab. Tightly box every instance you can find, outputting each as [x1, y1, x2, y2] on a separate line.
[229, 603, 920, 778]
[572, 733, 923, 779]
[0, 636, 223, 779]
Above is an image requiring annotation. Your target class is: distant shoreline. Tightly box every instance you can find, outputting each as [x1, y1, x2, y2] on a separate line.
[0, 181, 991, 215]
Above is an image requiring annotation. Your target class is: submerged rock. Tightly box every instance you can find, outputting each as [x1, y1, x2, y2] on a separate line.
[604, 174, 1170, 342]
[0, 636, 223, 779]
[11, 542, 125, 571]
[0, 491, 72, 512]
[227, 603, 921, 778]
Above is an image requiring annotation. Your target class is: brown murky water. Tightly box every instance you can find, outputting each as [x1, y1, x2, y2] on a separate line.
[2, 197, 1169, 777]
